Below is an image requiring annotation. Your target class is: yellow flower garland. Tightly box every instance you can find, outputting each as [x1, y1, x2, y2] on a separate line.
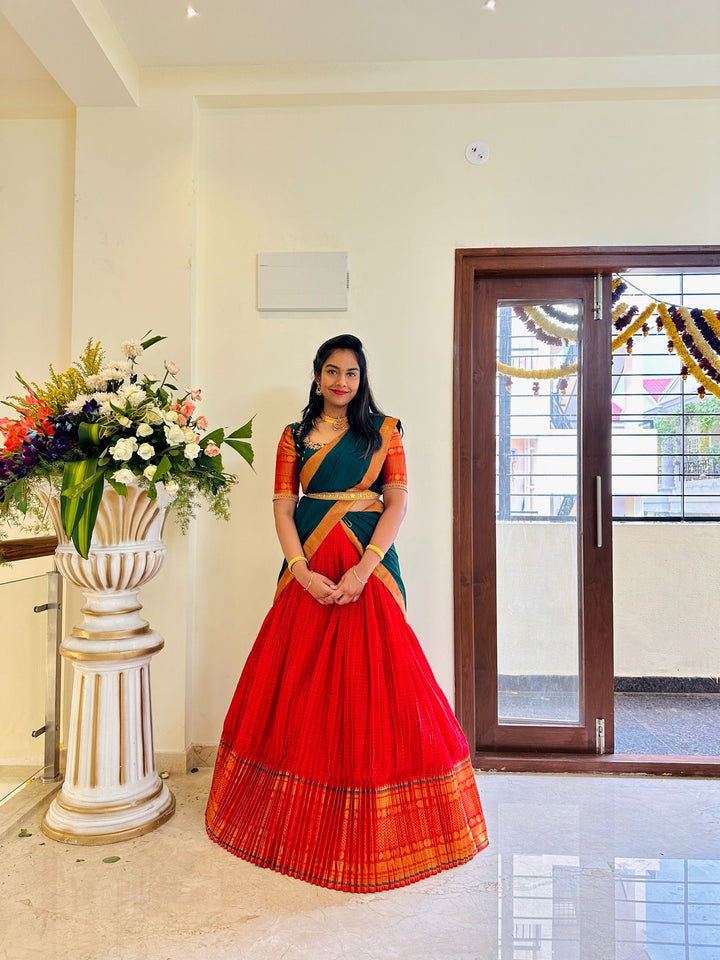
[497, 361, 577, 380]
[658, 304, 720, 400]
[610, 302, 656, 353]
[702, 308, 720, 340]
[612, 301, 630, 322]
[497, 283, 720, 389]
[523, 305, 579, 342]
[680, 307, 720, 369]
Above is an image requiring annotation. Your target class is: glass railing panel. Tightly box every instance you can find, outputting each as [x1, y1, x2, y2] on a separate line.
[0, 573, 49, 806]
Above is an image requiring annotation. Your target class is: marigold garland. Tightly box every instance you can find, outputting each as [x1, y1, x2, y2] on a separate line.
[610, 303, 656, 353]
[498, 276, 720, 392]
[496, 361, 577, 380]
[522, 306, 578, 342]
[703, 308, 720, 340]
[657, 304, 720, 400]
[681, 307, 720, 370]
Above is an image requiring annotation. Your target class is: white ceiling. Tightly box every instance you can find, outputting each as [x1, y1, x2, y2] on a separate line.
[0, 10, 50, 79]
[99, 0, 720, 66]
[1, 0, 718, 109]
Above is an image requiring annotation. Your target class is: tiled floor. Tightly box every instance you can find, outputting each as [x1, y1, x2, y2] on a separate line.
[1, 768, 719, 959]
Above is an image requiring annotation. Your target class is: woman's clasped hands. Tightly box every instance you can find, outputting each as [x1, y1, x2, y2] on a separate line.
[294, 562, 367, 606]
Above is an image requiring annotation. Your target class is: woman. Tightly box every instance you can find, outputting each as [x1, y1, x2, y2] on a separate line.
[205, 334, 488, 892]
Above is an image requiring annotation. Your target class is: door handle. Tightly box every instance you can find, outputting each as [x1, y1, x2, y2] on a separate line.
[595, 475, 602, 548]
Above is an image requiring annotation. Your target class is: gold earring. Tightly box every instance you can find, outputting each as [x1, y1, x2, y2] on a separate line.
[316, 384, 322, 395]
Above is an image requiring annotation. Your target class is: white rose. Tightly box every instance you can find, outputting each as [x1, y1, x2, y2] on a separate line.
[164, 410, 179, 424]
[164, 424, 185, 446]
[137, 443, 155, 461]
[122, 339, 144, 360]
[181, 427, 196, 442]
[165, 480, 179, 496]
[116, 415, 132, 428]
[143, 464, 157, 480]
[112, 468, 136, 485]
[136, 422, 153, 437]
[145, 406, 164, 425]
[183, 442, 201, 461]
[109, 437, 138, 461]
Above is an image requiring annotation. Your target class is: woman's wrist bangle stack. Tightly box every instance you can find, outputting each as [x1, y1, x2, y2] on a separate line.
[304, 572, 314, 592]
[352, 566, 368, 585]
[365, 544, 384, 561]
[288, 556, 307, 573]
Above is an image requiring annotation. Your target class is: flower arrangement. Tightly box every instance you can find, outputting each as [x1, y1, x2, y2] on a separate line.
[0, 335, 253, 557]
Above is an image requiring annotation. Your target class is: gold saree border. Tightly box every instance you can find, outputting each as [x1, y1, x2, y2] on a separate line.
[342, 523, 406, 617]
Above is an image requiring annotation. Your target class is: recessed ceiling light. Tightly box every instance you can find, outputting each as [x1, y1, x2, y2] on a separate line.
[186, 6, 199, 18]
[485, 0, 497, 8]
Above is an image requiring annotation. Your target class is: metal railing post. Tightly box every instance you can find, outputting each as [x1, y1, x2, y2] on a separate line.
[43, 567, 62, 782]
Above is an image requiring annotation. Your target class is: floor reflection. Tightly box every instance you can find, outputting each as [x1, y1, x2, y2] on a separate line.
[500, 854, 720, 959]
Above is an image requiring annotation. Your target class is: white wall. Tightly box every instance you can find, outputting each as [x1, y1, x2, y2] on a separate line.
[3, 58, 719, 757]
[0, 111, 75, 764]
[614, 524, 720, 676]
[190, 91, 720, 743]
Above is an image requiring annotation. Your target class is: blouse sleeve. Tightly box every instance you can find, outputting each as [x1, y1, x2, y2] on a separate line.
[380, 428, 408, 491]
[272, 425, 300, 501]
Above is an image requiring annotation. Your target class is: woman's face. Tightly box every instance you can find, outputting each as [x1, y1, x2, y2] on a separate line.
[316, 349, 361, 412]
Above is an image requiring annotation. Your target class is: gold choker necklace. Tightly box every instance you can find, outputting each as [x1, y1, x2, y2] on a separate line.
[320, 413, 349, 431]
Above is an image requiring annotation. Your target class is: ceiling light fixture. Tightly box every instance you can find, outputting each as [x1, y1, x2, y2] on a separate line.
[186, 5, 199, 18]
[485, 0, 496, 8]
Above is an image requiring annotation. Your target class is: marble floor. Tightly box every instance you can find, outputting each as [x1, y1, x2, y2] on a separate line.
[1, 769, 719, 960]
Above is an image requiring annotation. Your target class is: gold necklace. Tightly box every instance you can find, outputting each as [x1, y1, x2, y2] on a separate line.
[320, 413, 349, 431]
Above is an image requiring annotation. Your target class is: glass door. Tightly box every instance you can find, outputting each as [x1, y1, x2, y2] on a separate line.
[472, 276, 613, 753]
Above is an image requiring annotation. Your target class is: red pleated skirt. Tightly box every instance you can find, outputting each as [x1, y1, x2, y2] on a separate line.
[205, 523, 488, 892]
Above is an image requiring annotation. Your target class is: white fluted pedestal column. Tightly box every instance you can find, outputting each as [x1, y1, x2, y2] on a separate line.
[42, 486, 175, 844]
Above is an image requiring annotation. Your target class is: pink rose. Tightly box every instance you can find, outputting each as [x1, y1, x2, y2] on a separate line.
[171, 402, 181, 412]
[177, 414, 187, 426]
[195, 416, 208, 430]
[181, 400, 195, 417]
[165, 360, 180, 375]
[190, 388, 202, 401]
[205, 442, 221, 457]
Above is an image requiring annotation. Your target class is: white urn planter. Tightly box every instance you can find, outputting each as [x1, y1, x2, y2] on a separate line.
[42, 484, 175, 844]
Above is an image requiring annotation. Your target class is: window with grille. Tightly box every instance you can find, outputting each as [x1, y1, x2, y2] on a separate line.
[611, 273, 720, 520]
[495, 273, 720, 522]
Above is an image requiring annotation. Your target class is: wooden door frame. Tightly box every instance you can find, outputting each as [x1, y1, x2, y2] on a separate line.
[454, 245, 720, 776]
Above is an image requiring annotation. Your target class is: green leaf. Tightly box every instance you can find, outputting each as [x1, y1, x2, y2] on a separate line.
[224, 439, 254, 467]
[227, 417, 254, 440]
[60, 458, 98, 541]
[62, 465, 105, 500]
[203, 428, 225, 446]
[140, 335, 166, 350]
[17, 828, 31, 838]
[13, 484, 28, 514]
[146, 483, 157, 501]
[102, 856, 121, 864]
[153, 455, 172, 483]
[105, 475, 128, 497]
[71, 468, 105, 559]
[78, 422, 102, 448]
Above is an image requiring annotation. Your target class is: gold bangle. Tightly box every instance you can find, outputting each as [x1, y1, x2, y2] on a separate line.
[304, 572, 314, 592]
[365, 544, 384, 561]
[351, 566, 368, 585]
[288, 556, 307, 572]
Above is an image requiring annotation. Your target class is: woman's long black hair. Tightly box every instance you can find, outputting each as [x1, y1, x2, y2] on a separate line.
[296, 334, 394, 455]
